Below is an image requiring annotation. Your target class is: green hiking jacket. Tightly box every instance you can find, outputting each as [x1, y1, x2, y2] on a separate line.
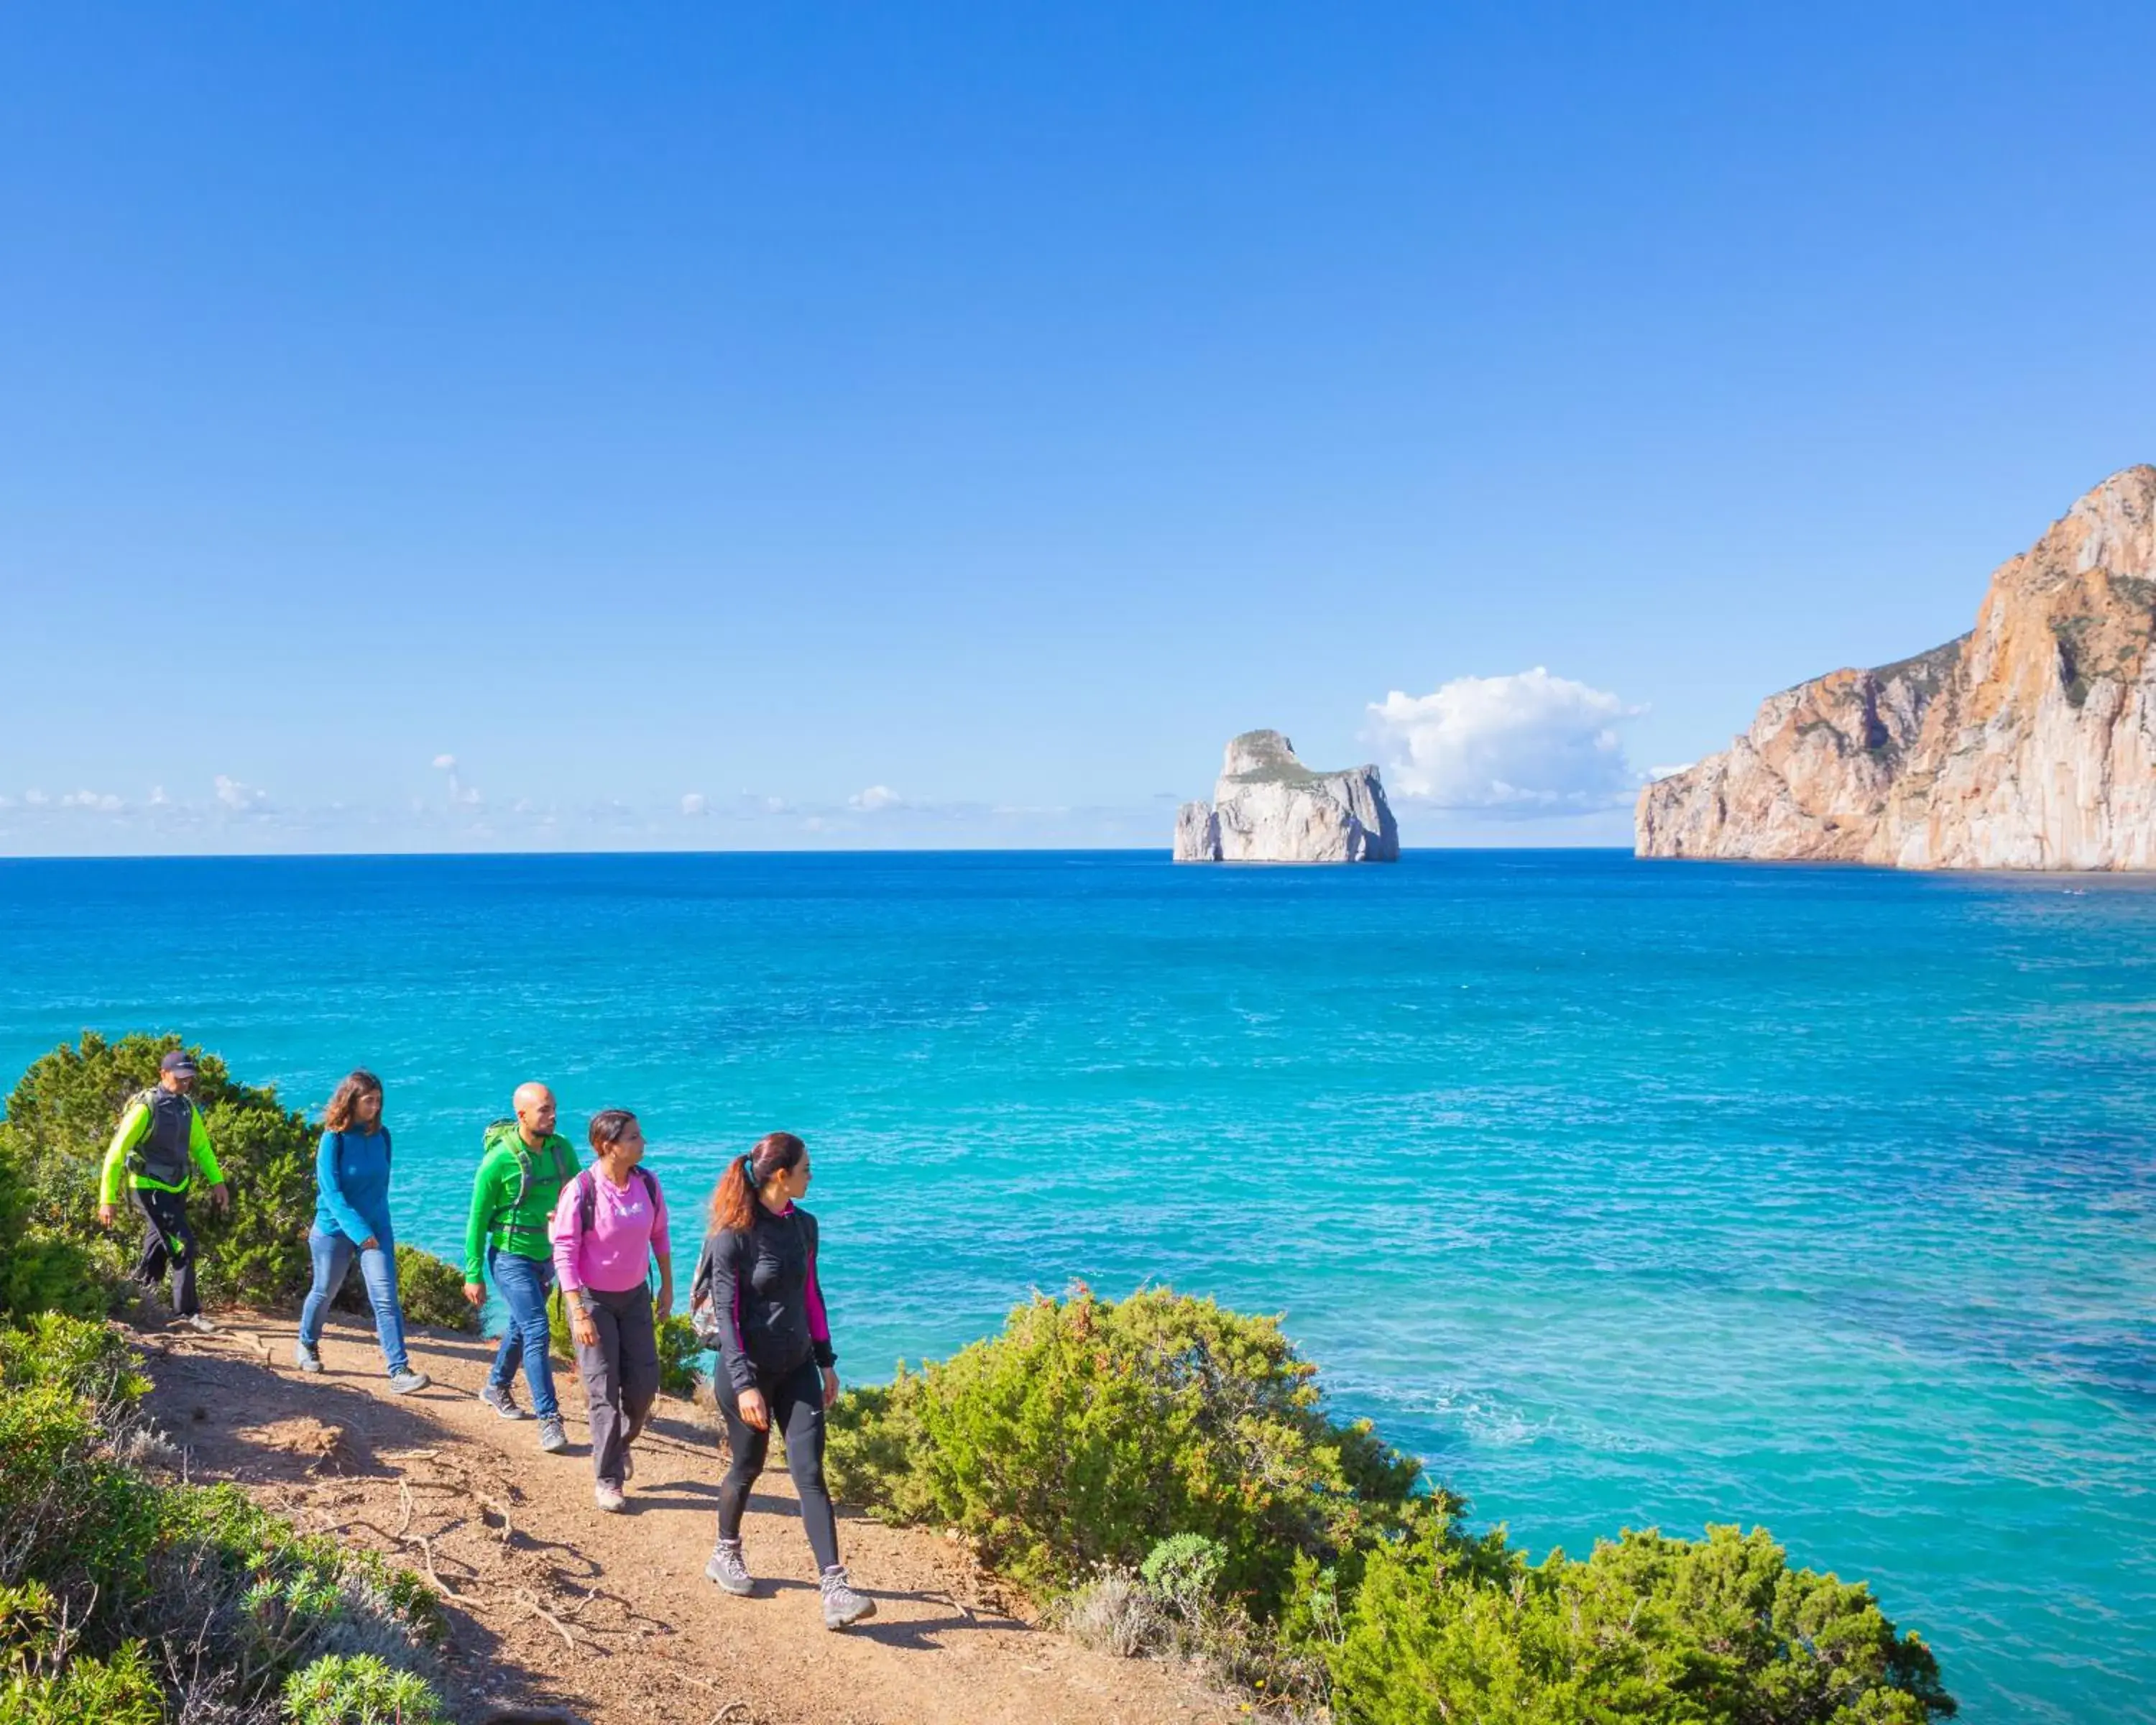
[98, 1092, 225, 1205]
[463, 1123, 580, 1284]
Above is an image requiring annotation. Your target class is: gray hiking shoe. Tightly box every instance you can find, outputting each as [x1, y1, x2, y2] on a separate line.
[820, 1565, 875, 1629]
[387, 1368, 430, 1396]
[594, 1481, 626, 1514]
[295, 1341, 324, 1374]
[178, 1312, 218, 1335]
[537, 1414, 568, 1454]
[479, 1380, 528, 1420]
[704, 1537, 753, 1596]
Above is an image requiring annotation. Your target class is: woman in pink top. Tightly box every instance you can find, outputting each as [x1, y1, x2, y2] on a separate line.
[550, 1108, 673, 1512]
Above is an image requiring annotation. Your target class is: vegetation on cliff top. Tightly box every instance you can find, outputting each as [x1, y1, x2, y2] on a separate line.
[0, 1311, 448, 1723]
[831, 1284, 1955, 1724]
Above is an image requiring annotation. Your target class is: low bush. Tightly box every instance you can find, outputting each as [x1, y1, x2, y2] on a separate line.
[1327, 1522, 1954, 1725]
[0, 1584, 162, 1725]
[282, 1652, 448, 1724]
[657, 1313, 704, 1396]
[391, 1245, 476, 1333]
[0, 1312, 448, 1725]
[833, 1286, 1955, 1725]
[829, 1283, 1427, 1609]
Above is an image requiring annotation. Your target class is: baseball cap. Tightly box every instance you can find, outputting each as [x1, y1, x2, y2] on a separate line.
[160, 1050, 198, 1075]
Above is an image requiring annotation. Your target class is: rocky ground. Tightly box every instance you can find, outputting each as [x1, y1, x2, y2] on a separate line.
[139, 1311, 1230, 1725]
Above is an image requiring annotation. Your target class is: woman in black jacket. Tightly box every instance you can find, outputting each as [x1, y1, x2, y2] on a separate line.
[690, 1131, 873, 1629]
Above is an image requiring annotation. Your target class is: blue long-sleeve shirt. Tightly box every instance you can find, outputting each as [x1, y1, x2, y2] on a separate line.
[313, 1128, 395, 1246]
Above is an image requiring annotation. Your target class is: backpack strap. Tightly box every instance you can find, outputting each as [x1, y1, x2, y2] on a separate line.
[577, 1165, 658, 1236]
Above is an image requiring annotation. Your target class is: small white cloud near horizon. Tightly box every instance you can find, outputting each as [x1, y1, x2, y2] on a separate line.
[148, 786, 169, 806]
[849, 785, 902, 811]
[213, 774, 268, 811]
[1365, 668, 1644, 814]
[60, 789, 124, 812]
[431, 753, 482, 806]
[1647, 763, 1696, 781]
[681, 792, 709, 816]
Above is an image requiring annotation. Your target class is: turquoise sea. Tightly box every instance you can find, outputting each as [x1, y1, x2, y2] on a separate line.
[1, 850, 2150, 1721]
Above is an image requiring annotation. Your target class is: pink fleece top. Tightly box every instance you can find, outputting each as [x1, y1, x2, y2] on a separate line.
[549, 1165, 672, 1295]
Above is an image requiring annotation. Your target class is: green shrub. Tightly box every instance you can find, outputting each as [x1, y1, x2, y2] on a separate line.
[1327, 1522, 1955, 1725]
[0, 1586, 162, 1725]
[1141, 1532, 1227, 1616]
[0, 1312, 148, 1407]
[657, 1313, 703, 1397]
[282, 1652, 448, 1724]
[0, 1380, 162, 1601]
[828, 1284, 1426, 1608]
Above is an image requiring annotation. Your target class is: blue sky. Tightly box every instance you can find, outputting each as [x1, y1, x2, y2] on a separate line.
[4, 3, 2152, 853]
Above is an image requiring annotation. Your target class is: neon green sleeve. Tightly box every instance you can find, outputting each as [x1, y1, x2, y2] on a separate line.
[100, 1103, 149, 1207]
[464, 1149, 509, 1286]
[189, 1106, 224, 1186]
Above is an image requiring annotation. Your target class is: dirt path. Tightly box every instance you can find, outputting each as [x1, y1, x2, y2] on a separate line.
[141, 1311, 1227, 1725]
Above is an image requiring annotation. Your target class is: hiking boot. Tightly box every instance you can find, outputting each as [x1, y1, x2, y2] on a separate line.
[594, 1481, 626, 1514]
[178, 1313, 218, 1335]
[387, 1369, 430, 1396]
[820, 1565, 875, 1629]
[295, 1341, 324, 1374]
[620, 1444, 635, 1482]
[704, 1537, 753, 1596]
[536, 1414, 568, 1454]
[479, 1381, 528, 1420]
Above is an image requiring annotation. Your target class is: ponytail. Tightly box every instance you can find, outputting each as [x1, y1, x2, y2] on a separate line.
[709, 1131, 806, 1233]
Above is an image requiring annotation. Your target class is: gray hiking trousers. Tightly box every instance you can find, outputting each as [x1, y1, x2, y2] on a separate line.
[571, 1282, 659, 1488]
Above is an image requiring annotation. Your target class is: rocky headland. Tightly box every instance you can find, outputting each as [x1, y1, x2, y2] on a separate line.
[1174, 729, 1400, 862]
[1637, 465, 2156, 869]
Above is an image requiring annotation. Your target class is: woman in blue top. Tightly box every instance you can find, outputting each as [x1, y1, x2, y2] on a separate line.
[295, 1070, 429, 1393]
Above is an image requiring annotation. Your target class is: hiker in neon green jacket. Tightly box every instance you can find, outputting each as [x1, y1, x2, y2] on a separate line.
[462, 1081, 580, 1452]
[96, 1048, 231, 1330]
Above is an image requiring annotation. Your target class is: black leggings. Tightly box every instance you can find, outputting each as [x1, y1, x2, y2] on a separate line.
[132, 1187, 199, 1317]
[717, 1356, 839, 1571]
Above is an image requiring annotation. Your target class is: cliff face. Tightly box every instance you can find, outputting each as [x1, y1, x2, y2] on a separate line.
[1637, 466, 2156, 869]
[1174, 730, 1400, 863]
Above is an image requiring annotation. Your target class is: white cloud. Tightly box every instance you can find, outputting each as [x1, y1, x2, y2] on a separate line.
[849, 785, 902, 811]
[431, 754, 481, 806]
[1647, 763, 1695, 781]
[148, 786, 169, 806]
[214, 775, 269, 810]
[681, 793, 709, 816]
[24, 789, 48, 806]
[1364, 668, 1644, 814]
[60, 789, 124, 812]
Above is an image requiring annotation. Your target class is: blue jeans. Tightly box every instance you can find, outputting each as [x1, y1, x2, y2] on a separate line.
[299, 1228, 410, 1377]
[486, 1247, 559, 1419]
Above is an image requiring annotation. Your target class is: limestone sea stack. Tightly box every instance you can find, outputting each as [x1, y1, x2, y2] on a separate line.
[1174, 730, 1400, 862]
[1637, 465, 2156, 869]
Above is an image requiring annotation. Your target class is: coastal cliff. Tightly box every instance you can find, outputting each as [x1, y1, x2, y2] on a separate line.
[1174, 730, 1399, 862]
[1637, 465, 2156, 869]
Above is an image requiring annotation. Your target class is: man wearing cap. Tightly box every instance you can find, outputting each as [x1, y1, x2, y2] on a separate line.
[97, 1049, 231, 1332]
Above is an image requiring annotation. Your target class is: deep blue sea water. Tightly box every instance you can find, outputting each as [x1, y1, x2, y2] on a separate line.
[2, 850, 2151, 1721]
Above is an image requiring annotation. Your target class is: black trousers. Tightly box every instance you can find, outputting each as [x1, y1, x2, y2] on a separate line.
[717, 1356, 839, 1571]
[131, 1186, 198, 1317]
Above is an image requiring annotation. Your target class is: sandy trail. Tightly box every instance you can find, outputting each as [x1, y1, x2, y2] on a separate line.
[141, 1311, 1227, 1725]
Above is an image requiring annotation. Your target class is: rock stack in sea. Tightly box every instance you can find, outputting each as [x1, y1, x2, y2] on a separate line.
[1637, 465, 2156, 870]
[1174, 730, 1400, 862]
